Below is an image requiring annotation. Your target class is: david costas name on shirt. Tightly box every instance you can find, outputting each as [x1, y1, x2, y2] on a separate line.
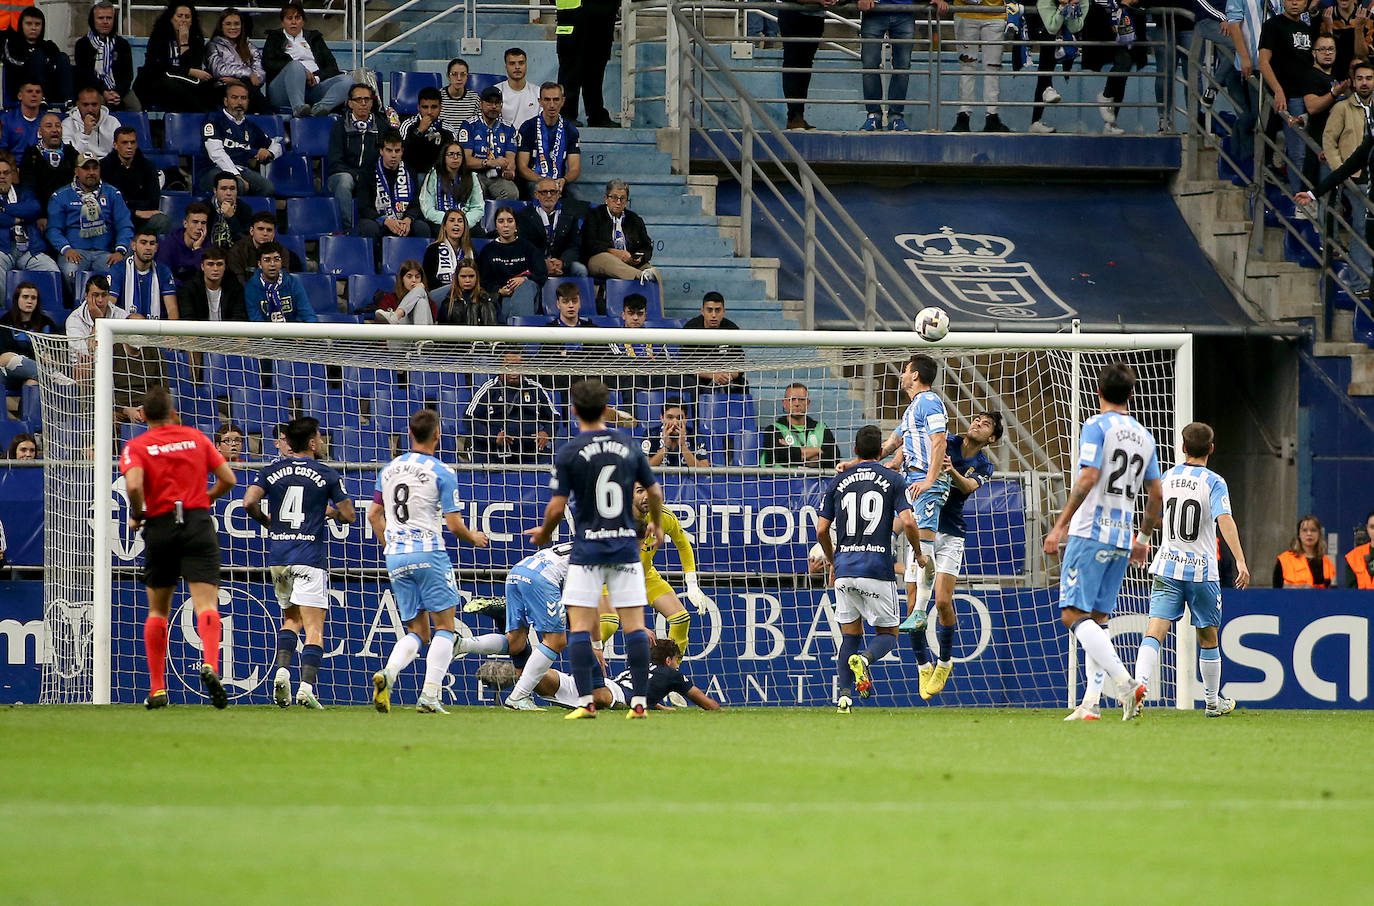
[264, 465, 329, 488]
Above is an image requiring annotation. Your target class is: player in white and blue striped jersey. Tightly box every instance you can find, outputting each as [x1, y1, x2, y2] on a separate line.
[1133, 422, 1250, 718]
[1044, 362, 1163, 721]
[367, 409, 489, 714]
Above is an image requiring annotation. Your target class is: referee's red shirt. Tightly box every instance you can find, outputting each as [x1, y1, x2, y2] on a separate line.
[119, 425, 227, 519]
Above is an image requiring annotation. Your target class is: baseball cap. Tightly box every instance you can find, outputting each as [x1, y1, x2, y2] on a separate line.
[480, 86, 503, 103]
[76, 152, 101, 167]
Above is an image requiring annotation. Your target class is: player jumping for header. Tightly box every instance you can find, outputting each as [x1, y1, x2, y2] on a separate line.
[1044, 362, 1163, 722]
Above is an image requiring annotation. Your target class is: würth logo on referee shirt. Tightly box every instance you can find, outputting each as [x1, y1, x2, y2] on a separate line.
[146, 440, 200, 456]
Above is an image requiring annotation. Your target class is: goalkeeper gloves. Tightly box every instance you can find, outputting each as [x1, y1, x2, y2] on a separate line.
[684, 572, 714, 611]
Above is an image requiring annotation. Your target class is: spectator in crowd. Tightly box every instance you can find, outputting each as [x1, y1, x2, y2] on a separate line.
[1320, 0, 1372, 93]
[423, 209, 476, 305]
[779, 0, 837, 130]
[62, 87, 121, 162]
[6, 432, 37, 460]
[517, 82, 582, 194]
[207, 8, 268, 113]
[1028, 0, 1088, 134]
[244, 241, 317, 322]
[177, 246, 245, 321]
[1344, 509, 1374, 587]
[1274, 513, 1336, 587]
[419, 140, 483, 234]
[1259, 0, 1318, 190]
[263, 2, 350, 117]
[47, 153, 134, 294]
[646, 401, 709, 468]
[101, 126, 170, 235]
[133, 2, 216, 113]
[1080, 0, 1142, 136]
[1219, 0, 1263, 169]
[497, 47, 541, 130]
[556, 0, 619, 127]
[400, 86, 455, 176]
[441, 58, 480, 134]
[108, 226, 178, 319]
[436, 259, 500, 326]
[358, 130, 432, 242]
[197, 82, 281, 195]
[478, 205, 546, 318]
[227, 212, 302, 282]
[65, 274, 164, 417]
[75, 2, 140, 113]
[0, 282, 58, 396]
[951, 0, 1009, 132]
[20, 113, 76, 213]
[759, 382, 838, 469]
[2, 6, 73, 109]
[205, 170, 252, 246]
[0, 151, 59, 274]
[581, 178, 658, 282]
[857, 0, 934, 132]
[157, 201, 211, 284]
[1312, 59, 1374, 296]
[327, 82, 384, 234]
[683, 291, 748, 392]
[517, 177, 588, 278]
[66, 273, 137, 368]
[214, 422, 244, 462]
[1, 80, 45, 157]
[465, 352, 559, 464]
[1301, 34, 1346, 186]
[748, 1, 783, 43]
[611, 292, 669, 395]
[460, 86, 520, 201]
[546, 280, 594, 329]
[373, 260, 435, 326]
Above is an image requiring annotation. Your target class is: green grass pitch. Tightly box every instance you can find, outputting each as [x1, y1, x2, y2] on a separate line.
[1, 705, 1370, 905]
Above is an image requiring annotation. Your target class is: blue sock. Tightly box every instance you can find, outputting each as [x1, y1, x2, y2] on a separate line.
[937, 622, 955, 663]
[273, 629, 297, 670]
[863, 632, 897, 665]
[837, 633, 863, 695]
[510, 644, 531, 670]
[625, 628, 650, 701]
[568, 631, 595, 703]
[300, 643, 323, 686]
[590, 652, 606, 689]
[907, 630, 931, 665]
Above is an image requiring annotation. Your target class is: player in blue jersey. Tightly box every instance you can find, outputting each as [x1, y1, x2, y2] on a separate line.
[1131, 422, 1250, 718]
[1044, 363, 1163, 721]
[526, 378, 665, 720]
[243, 416, 356, 709]
[817, 425, 921, 713]
[368, 409, 489, 714]
[533, 639, 723, 711]
[905, 410, 1003, 700]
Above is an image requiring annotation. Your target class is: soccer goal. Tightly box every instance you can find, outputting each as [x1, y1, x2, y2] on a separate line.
[29, 321, 1193, 710]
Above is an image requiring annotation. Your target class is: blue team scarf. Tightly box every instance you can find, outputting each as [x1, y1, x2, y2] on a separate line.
[533, 116, 566, 179]
[375, 158, 413, 217]
[260, 272, 285, 318]
[88, 31, 117, 90]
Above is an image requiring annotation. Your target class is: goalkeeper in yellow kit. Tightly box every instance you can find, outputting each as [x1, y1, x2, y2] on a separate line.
[599, 483, 714, 653]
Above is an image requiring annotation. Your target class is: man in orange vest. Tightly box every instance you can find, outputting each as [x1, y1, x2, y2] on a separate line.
[1344, 511, 1374, 589]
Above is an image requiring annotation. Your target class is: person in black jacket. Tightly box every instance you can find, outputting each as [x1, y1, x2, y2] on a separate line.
[517, 177, 588, 278]
[326, 83, 383, 234]
[581, 178, 659, 282]
[205, 171, 253, 247]
[102, 127, 170, 234]
[19, 113, 76, 214]
[435, 259, 500, 326]
[263, 3, 350, 117]
[176, 247, 247, 321]
[134, 2, 217, 112]
[357, 131, 432, 244]
[478, 205, 546, 319]
[74, 2, 141, 113]
[3, 7, 74, 108]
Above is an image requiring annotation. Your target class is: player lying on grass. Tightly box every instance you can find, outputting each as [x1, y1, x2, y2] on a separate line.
[1132, 421, 1249, 719]
[534, 639, 721, 711]
[597, 482, 714, 654]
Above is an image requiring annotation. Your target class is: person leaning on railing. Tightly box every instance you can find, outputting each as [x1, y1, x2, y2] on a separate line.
[1027, 0, 1089, 134]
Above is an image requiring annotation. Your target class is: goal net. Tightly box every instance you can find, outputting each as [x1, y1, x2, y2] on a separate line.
[28, 323, 1192, 710]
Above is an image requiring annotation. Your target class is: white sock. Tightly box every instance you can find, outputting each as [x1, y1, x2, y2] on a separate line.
[914, 565, 933, 613]
[298, 681, 313, 695]
[421, 631, 454, 699]
[459, 632, 509, 656]
[1136, 637, 1161, 691]
[1200, 648, 1221, 708]
[511, 643, 556, 700]
[1072, 619, 1130, 685]
[384, 632, 422, 682]
[550, 671, 581, 707]
[1081, 655, 1105, 710]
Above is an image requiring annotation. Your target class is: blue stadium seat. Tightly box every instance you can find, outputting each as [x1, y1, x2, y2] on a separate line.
[120, 422, 148, 445]
[227, 386, 292, 435]
[1284, 221, 1322, 269]
[482, 199, 527, 233]
[436, 385, 473, 437]
[303, 390, 361, 432]
[19, 382, 40, 424]
[285, 196, 341, 238]
[506, 315, 547, 327]
[604, 279, 661, 319]
[11, 271, 64, 313]
[705, 429, 759, 467]
[162, 112, 206, 157]
[369, 392, 413, 436]
[158, 192, 193, 225]
[329, 426, 391, 463]
[290, 115, 336, 159]
[1356, 301, 1374, 347]
[471, 237, 490, 256]
[347, 274, 394, 314]
[591, 315, 619, 327]
[272, 359, 329, 397]
[405, 369, 457, 402]
[645, 317, 684, 330]
[246, 114, 286, 142]
[114, 111, 176, 170]
[266, 153, 320, 198]
[240, 196, 275, 216]
[540, 276, 596, 318]
[318, 235, 376, 277]
[633, 389, 692, 427]
[467, 72, 502, 95]
[293, 272, 338, 317]
[343, 365, 390, 398]
[698, 393, 757, 440]
[316, 311, 362, 324]
[381, 236, 430, 274]
[203, 352, 263, 392]
[176, 390, 218, 429]
[389, 71, 442, 117]
[277, 234, 308, 268]
[0, 419, 32, 451]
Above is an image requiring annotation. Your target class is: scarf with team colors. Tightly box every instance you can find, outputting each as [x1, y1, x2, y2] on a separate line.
[532, 116, 566, 179]
[88, 30, 117, 89]
[375, 158, 413, 218]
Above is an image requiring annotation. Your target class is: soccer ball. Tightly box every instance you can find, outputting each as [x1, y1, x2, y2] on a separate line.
[914, 306, 950, 342]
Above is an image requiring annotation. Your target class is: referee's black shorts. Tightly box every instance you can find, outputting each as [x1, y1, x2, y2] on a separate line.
[141, 509, 222, 588]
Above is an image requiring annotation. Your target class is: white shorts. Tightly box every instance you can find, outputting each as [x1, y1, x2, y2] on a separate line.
[834, 576, 901, 628]
[562, 561, 648, 609]
[933, 533, 966, 578]
[271, 565, 329, 610]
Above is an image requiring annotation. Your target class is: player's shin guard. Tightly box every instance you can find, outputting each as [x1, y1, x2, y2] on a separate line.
[1199, 645, 1221, 709]
[599, 612, 620, 643]
[1070, 617, 1130, 685]
[301, 643, 323, 687]
[836, 633, 863, 696]
[511, 643, 557, 700]
[144, 615, 169, 693]
[384, 631, 423, 681]
[666, 610, 691, 654]
[863, 632, 897, 665]
[936, 621, 955, 664]
[624, 628, 651, 709]
[422, 630, 455, 699]
[1136, 636, 1161, 690]
[196, 610, 222, 673]
[274, 629, 298, 670]
[568, 631, 596, 706]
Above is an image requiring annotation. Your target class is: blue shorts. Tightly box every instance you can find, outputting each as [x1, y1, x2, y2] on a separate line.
[505, 566, 567, 634]
[910, 472, 952, 532]
[1059, 536, 1131, 615]
[386, 550, 461, 622]
[1148, 575, 1222, 628]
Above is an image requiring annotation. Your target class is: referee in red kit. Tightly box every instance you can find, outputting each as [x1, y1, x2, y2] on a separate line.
[119, 386, 237, 709]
